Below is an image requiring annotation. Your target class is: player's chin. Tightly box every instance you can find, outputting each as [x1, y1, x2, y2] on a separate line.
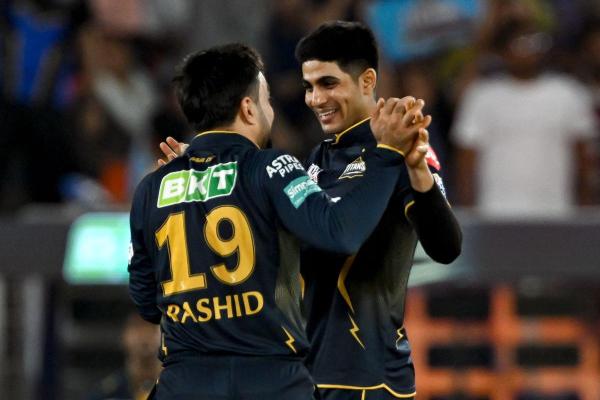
[320, 120, 343, 135]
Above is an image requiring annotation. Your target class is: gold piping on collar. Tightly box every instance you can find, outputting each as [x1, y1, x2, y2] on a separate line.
[194, 130, 260, 149]
[332, 117, 371, 145]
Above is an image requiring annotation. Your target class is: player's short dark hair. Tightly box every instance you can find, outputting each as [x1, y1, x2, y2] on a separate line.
[295, 21, 379, 77]
[173, 43, 264, 132]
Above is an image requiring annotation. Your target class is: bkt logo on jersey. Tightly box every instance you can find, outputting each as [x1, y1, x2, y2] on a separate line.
[157, 162, 238, 208]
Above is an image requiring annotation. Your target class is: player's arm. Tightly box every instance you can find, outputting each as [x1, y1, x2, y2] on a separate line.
[128, 178, 161, 324]
[262, 150, 401, 254]
[263, 97, 429, 254]
[404, 131, 462, 264]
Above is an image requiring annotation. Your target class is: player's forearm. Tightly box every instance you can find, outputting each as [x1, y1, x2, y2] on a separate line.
[408, 184, 462, 264]
[407, 161, 434, 193]
[128, 255, 161, 324]
[128, 278, 161, 325]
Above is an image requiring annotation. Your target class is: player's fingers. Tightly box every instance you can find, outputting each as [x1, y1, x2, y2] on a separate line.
[167, 153, 177, 162]
[159, 141, 177, 158]
[383, 97, 400, 115]
[403, 99, 425, 126]
[158, 159, 166, 167]
[392, 99, 408, 116]
[415, 129, 430, 154]
[421, 114, 432, 129]
[418, 127, 429, 144]
[166, 136, 180, 150]
[372, 97, 385, 121]
[398, 96, 416, 114]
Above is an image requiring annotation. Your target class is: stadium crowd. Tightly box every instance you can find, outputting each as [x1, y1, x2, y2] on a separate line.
[1, 0, 599, 215]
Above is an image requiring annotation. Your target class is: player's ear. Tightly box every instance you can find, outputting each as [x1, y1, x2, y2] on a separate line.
[360, 68, 377, 95]
[239, 96, 256, 125]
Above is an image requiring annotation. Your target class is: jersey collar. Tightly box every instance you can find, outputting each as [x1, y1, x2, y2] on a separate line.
[330, 118, 375, 147]
[190, 130, 260, 151]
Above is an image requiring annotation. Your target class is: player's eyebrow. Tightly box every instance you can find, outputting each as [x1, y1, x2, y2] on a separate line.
[302, 76, 339, 88]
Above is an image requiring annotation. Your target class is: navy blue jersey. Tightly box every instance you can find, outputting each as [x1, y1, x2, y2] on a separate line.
[128, 131, 404, 361]
[301, 119, 447, 396]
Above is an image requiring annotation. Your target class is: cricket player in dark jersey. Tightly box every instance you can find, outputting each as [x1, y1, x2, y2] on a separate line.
[129, 43, 432, 400]
[295, 22, 463, 399]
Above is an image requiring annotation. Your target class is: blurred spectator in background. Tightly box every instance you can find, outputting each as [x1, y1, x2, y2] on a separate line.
[578, 19, 600, 129]
[0, 0, 87, 210]
[451, 18, 598, 216]
[86, 313, 161, 400]
[75, 23, 159, 202]
[363, 0, 484, 191]
[2, 0, 600, 214]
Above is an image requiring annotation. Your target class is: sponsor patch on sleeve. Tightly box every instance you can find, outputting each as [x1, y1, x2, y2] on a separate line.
[266, 154, 305, 178]
[283, 176, 322, 208]
[433, 173, 447, 199]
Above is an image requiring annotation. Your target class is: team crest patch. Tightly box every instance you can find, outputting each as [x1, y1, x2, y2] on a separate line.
[338, 157, 366, 180]
[284, 176, 322, 208]
[307, 164, 323, 183]
[157, 162, 237, 208]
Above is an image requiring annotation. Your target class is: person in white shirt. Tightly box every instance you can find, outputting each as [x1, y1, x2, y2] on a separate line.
[452, 19, 598, 217]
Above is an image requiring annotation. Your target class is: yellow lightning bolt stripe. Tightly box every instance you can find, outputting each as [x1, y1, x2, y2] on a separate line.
[337, 256, 356, 313]
[161, 334, 168, 356]
[395, 327, 404, 348]
[282, 326, 297, 354]
[348, 314, 365, 349]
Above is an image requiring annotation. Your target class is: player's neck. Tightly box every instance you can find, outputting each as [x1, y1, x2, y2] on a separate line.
[212, 122, 262, 148]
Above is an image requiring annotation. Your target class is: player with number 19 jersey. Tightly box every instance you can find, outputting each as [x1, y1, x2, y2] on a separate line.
[128, 130, 405, 362]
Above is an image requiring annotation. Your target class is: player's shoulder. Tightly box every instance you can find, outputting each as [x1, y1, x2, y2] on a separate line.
[132, 157, 188, 198]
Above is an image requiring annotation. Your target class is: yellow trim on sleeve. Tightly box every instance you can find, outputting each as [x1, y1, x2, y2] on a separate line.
[317, 383, 416, 398]
[333, 118, 371, 144]
[376, 144, 405, 157]
[404, 200, 415, 218]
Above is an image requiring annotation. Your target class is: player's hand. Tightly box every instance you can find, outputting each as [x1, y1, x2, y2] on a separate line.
[371, 97, 432, 156]
[405, 127, 435, 192]
[157, 137, 189, 166]
[405, 126, 431, 169]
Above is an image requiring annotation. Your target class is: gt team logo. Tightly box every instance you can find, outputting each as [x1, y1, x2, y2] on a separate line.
[157, 162, 238, 208]
[338, 156, 366, 180]
[284, 176, 322, 208]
